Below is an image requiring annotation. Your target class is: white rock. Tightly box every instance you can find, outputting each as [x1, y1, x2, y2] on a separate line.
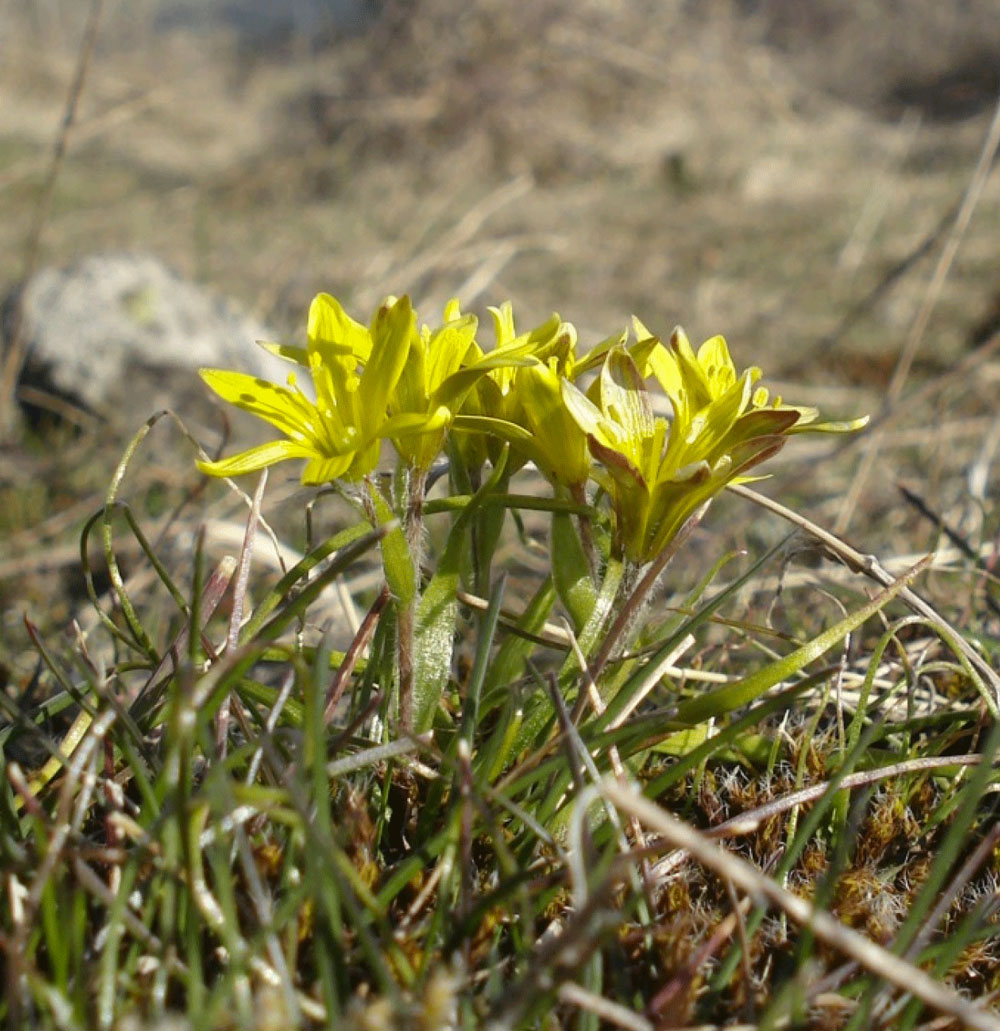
[14, 253, 288, 418]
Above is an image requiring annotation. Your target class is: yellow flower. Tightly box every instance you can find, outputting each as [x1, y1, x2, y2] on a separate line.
[500, 316, 672, 489]
[453, 302, 582, 478]
[644, 325, 865, 464]
[563, 334, 866, 563]
[198, 294, 443, 484]
[511, 358, 592, 487]
[388, 299, 538, 473]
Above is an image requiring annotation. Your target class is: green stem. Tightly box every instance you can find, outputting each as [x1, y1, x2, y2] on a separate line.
[405, 465, 428, 567]
[590, 499, 712, 682]
[472, 473, 509, 598]
[399, 465, 427, 731]
[508, 551, 625, 756]
[570, 482, 598, 580]
[566, 551, 625, 723]
[364, 476, 419, 730]
[397, 605, 415, 730]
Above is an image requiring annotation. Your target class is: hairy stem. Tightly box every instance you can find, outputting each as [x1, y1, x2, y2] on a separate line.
[570, 482, 598, 580]
[591, 499, 712, 681]
[398, 465, 427, 731]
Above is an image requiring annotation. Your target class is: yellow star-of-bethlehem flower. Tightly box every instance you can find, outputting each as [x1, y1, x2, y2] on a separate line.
[199, 293, 545, 484]
[198, 294, 452, 484]
[562, 331, 867, 563]
[386, 298, 477, 472]
[388, 298, 547, 473]
[509, 318, 669, 490]
[453, 302, 588, 481]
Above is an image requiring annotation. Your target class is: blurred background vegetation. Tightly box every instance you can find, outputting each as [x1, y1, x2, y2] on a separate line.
[2, 0, 1000, 643]
[4, 0, 998, 351]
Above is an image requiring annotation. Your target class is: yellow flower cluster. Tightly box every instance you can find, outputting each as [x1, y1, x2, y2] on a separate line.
[199, 293, 865, 563]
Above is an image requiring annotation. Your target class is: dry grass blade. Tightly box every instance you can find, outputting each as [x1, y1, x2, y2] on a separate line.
[132, 554, 237, 709]
[600, 779, 1000, 1031]
[323, 584, 390, 726]
[696, 754, 988, 841]
[556, 981, 653, 1031]
[216, 469, 267, 755]
[857, 330, 1000, 438]
[885, 96, 1000, 407]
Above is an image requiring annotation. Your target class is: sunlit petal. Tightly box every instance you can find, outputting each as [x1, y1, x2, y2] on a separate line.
[197, 439, 316, 478]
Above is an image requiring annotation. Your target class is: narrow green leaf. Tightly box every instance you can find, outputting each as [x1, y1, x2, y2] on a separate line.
[367, 483, 416, 608]
[675, 558, 929, 726]
[412, 448, 511, 732]
[239, 519, 372, 642]
[458, 576, 507, 745]
[551, 508, 597, 632]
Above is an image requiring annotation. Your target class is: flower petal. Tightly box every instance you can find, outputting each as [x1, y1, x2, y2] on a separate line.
[197, 439, 315, 478]
[361, 295, 415, 435]
[572, 326, 629, 377]
[256, 340, 309, 366]
[488, 302, 518, 347]
[302, 452, 360, 485]
[308, 293, 371, 363]
[587, 433, 648, 492]
[788, 414, 870, 434]
[516, 363, 591, 486]
[431, 346, 534, 410]
[199, 369, 321, 442]
[561, 376, 609, 443]
[381, 408, 452, 440]
[669, 326, 714, 411]
[696, 334, 738, 395]
[588, 433, 651, 561]
[424, 316, 478, 398]
[597, 348, 654, 457]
